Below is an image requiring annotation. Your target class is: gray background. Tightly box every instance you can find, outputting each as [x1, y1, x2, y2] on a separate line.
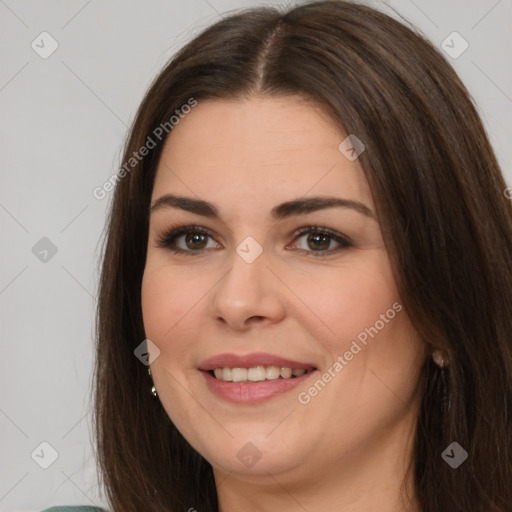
[1, 0, 510, 510]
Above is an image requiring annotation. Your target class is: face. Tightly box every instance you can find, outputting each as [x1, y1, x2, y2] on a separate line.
[141, 95, 426, 483]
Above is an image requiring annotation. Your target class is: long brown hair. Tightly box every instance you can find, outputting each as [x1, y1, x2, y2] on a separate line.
[92, 1, 512, 510]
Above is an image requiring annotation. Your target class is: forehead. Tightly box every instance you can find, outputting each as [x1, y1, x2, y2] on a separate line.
[152, 96, 372, 210]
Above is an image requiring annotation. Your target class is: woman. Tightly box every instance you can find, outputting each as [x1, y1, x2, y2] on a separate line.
[90, 1, 512, 511]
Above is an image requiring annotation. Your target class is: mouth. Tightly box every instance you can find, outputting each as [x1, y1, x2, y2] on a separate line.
[198, 353, 319, 404]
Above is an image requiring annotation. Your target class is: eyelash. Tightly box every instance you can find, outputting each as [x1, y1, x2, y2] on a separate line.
[155, 224, 353, 257]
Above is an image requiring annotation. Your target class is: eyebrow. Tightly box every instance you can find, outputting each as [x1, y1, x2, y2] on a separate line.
[150, 194, 375, 220]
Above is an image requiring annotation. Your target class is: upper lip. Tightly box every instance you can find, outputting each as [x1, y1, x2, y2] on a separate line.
[198, 352, 317, 371]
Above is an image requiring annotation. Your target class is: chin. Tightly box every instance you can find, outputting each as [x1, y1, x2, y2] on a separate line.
[197, 430, 308, 477]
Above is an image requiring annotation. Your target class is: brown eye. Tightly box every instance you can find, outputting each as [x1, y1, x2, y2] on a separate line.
[184, 232, 208, 250]
[306, 233, 331, 251]
[289, 226, 352, 257]
[156, 226, 219, 254]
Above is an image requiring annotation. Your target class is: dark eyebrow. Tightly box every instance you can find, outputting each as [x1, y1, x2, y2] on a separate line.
[150, 194, 375, 220]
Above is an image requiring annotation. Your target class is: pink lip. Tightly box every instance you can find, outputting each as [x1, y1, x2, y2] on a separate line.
[201, 369, 317, 405]
[198, 352, 316, 371]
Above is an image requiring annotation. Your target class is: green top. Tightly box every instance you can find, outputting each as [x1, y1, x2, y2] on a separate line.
[41, 507, 105, 511]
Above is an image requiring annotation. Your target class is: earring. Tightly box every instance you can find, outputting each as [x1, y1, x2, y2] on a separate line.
[148, 367, 158, 397]
[432, 349, 449, 368]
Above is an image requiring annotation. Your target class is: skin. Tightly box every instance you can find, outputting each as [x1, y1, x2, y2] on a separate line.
[141, 95, 427, 511]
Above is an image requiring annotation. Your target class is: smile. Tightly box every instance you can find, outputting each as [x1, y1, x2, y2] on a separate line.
[198, 352, 319, 404]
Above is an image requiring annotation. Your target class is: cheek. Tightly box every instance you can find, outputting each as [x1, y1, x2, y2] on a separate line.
[141, 266, 195, 347]
[300, 256, 424, 426]
[291, 252, 400, 354]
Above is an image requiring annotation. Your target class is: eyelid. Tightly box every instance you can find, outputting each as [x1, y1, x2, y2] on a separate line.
[292, 226, 352, 245]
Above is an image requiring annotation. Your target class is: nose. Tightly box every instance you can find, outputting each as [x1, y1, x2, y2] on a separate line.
[209, 245, 286, 331]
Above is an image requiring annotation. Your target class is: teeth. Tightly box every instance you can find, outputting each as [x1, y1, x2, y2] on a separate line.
[280, 367, 292, 379]
[232, 368, 247, 382]
[248, 366, 266, 381]
[211, 365, 310, 382]
[266, 366, 280, 380]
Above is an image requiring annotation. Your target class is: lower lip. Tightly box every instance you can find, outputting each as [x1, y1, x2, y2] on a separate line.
[201, 370, 317, 404]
